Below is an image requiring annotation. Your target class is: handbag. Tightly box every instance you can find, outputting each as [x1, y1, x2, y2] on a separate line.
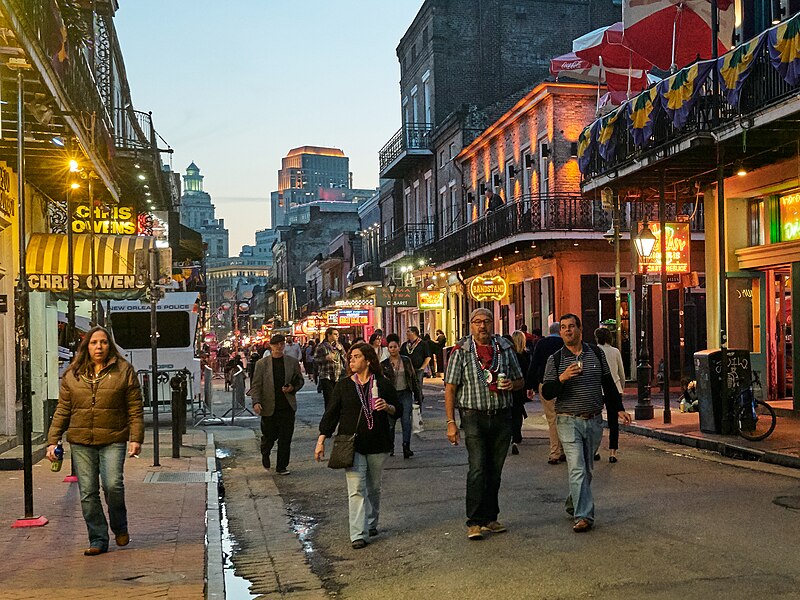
[412, 403, 424, 434]
[328, 407, 362, 469]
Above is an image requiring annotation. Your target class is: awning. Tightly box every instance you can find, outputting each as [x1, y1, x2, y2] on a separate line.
[26, 233, 156, 299]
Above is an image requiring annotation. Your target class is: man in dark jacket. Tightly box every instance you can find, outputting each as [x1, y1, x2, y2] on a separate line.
[527, 321, 565, 464]
[485, 189, 504, 212]
[251, 334, 305, 475]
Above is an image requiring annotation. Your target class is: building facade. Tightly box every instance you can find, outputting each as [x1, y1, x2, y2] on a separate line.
[179, 162, 230, 258]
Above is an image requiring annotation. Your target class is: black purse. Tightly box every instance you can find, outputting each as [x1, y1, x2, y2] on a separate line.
[328, 407, 362, 469]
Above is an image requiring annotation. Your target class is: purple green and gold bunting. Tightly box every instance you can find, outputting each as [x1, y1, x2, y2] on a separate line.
[627, 86, 660, 147]
[597, 106, 625, 162]
[718, 32, 767, 106]
[659, 60, 713, 129]
[768, 11, 800, 87]
[577, 120, 599, 174]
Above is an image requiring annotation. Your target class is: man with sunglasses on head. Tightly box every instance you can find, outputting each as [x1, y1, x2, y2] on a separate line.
[444, 308, 524, 541]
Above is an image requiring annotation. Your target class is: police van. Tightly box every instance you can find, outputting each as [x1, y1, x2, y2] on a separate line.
[108, 291, 202, 401]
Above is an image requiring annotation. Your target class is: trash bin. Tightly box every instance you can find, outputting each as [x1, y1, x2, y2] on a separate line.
[693, 349, 752, 434]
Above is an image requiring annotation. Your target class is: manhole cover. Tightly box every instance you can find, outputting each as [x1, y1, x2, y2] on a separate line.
[773, 495, 800, 510]
[144, 471, 210, 484]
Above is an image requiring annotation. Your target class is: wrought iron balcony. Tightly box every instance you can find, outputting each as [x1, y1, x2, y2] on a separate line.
[422, 194, 703, 267]
[380, 223, 435, 264]
[347, 262, 384, 288]
[379, 123, 433, 178]
[582, 31, 799, 186]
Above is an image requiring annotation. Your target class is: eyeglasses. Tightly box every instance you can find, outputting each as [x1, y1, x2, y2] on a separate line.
[471, 319, 493, 326]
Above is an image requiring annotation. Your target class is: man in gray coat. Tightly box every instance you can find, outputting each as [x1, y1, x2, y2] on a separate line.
[251, 334, 305, 475]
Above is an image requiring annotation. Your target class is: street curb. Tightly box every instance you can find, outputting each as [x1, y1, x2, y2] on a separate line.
[620, 423, 800, 469]
[206, 432, 225, 600]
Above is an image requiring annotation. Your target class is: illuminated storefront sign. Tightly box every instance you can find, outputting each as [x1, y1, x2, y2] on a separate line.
[300, 316, 324, 335]
[418, 290, 445, 310]
[335, 298, 375, 308]
[780, 192, 800, 241]
[0, 164, 15, 221]
[375, 286, 418, 307]
[72, 204, 137, 234]
[468, 276, 507, 302]
[637, 221, 691, 275]
[327, 309, 371, 327]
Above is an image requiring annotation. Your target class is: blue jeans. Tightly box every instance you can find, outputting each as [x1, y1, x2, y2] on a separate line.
[71, 442, 129, 550]
[556, 414, 603, 523]
[460, 408, 512, 526]
[416, 369, 425, 402]
[389, 389, 414, 446]
[344, 451, 388, 542]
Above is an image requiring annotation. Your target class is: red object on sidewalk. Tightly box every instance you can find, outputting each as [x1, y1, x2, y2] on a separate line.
[11, 516, 48, 528]
[62, 475, 78, 483]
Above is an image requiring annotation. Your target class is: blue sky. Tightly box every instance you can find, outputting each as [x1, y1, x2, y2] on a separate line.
[116, 0, 423, 252]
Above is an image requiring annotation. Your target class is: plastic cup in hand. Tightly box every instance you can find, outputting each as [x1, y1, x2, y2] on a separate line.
[575, 360, 583, 373]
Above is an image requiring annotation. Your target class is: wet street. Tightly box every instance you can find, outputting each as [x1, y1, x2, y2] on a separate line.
[212, 383, 800, 599]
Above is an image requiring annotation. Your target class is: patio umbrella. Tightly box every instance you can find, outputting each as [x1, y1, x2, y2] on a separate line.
[550, 51, 650, 93]
[622, 0, 736, 71]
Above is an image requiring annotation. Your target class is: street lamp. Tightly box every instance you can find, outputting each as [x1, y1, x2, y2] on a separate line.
[387, 277, 397, 333]
[634, 221, 656, 420]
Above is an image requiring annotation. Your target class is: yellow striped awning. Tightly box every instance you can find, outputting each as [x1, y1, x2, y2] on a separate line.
[26, 233, 156, 299]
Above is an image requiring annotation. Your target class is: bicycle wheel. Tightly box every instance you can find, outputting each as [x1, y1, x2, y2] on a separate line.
[736, 400, 777, 441]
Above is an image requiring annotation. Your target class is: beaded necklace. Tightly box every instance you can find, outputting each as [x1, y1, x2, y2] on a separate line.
[353, 374, 375, 430]
[471, 335, 501, 387]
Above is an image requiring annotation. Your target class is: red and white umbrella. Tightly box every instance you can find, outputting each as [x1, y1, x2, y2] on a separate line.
[622, 0, 736, 71]
[550, 51, 650, 93]
[573, 22, 655, 72]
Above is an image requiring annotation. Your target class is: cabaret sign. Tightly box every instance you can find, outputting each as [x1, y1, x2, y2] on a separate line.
[72, 204, 137, 235]
[468, 275, 507, 302]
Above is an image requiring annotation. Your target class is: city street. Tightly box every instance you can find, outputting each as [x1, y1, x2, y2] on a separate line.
[215, 383, 800, 599]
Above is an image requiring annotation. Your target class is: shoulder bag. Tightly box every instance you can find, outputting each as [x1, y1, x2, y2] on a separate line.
[328, 405, 363, 469]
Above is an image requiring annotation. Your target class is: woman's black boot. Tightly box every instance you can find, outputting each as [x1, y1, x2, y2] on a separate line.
[403, 443, 413, 459]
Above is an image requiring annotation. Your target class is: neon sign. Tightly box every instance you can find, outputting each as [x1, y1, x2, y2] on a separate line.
[637, 221, 690, 274]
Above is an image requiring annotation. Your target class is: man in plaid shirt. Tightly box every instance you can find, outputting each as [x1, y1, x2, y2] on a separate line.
[444, 308, 523, 540]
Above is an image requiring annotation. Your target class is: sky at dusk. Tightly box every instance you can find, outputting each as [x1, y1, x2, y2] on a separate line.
[115, 0, 424, 252]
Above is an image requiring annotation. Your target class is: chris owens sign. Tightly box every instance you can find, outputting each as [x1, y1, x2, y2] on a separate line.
[468, 276, 507, 302]
[72, 204, 137, 234]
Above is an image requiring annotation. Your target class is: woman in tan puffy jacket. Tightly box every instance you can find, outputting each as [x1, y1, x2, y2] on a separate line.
[47, 326, 144, 556]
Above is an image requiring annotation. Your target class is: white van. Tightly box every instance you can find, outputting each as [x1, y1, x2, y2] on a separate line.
[108, 291, 201, 400]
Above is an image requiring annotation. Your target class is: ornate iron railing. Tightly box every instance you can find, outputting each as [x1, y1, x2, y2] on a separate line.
[583, 35, 798, 180]
[347, 263, 384, 286]
[380, 223, 435, 261]
[379, 123, 432, 173]
[114, 108, 154, 151]
[422, 194, 703, 265]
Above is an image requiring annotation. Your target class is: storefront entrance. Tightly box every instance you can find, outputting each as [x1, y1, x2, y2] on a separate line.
[769, 270, 792, 400]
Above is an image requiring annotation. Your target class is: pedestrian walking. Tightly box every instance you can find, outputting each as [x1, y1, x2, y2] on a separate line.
[46, 326, 144, 556]
[510, 331, 533, 456]
[315, 328, 346, 409]
[434, 329, 447, 377]
[381, 333, 422, 459]
[401, 326, 431, 402]
[541, 314, 631, 533]
[370, 331, 390, 362]
[283, 336, 303, 362]
[315, 343, 400, 549]
[444, 308, 524, 540]
[595, 327, 627, 463]
[251, 334, 305, 475]
[527, 321, 566, 464]
[304, 339, 317, 382]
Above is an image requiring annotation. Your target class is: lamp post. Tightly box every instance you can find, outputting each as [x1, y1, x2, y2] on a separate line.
[634, 221, 657, 420]
[387, 277, 397, 334]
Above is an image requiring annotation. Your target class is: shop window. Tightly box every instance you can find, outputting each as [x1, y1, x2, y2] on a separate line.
[779, 191, 800, 242]
[748, 198, 765, 246]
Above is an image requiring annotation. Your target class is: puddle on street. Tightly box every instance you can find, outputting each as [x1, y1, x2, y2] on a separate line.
[287, 502, 318, 555]
[216, 447, 233, 459]
[220, 502, 257, 599]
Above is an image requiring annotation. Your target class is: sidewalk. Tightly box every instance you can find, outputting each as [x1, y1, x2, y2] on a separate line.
[0, 428, 209, 599]
[422, 376, 800, 469]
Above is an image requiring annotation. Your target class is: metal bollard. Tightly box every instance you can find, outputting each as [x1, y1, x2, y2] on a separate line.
[170, 373, 187, 458]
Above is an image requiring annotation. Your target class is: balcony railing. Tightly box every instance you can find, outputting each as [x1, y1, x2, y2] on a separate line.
[423, 194, 703, 266]
[347, 263, 384, 287]
[380, 223, 435, 262]
[379, 123, 432, 174]
[582, 31, 798, 181]
[114, 108, 155, 151]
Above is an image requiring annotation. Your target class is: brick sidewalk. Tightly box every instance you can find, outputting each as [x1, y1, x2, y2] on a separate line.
[0, 429, 208, 600]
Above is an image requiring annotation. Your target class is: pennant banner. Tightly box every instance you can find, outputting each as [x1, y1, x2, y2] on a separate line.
[597, 106, 626, 162]
[627, 86, 661, 147]
[768, 11, 800, 87]
[659, 59, 713, 129]
[718, 32, 768, 107]
[577, 120, 599, 174]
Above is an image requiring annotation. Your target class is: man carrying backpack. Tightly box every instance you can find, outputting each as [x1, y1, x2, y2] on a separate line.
[541, 313, 631, 534]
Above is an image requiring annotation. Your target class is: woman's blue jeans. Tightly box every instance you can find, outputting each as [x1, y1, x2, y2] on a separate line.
[344, 452, 388, 542]
[71, 442, 128, 550]
[389, 389, 414, 446]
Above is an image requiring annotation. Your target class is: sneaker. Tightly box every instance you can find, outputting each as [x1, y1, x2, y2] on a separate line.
[261, 455, 270, 470]
[276, 468, 290, 476]
[480, 521, 507, 534]
[511, 443, 519, 455]
[467, 525, 484, 540]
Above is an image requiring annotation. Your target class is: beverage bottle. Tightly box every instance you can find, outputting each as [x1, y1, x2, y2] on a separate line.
[51, 441, 64, 472]
[371, 378, 379, 410]
[497, 372, 508, 388]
